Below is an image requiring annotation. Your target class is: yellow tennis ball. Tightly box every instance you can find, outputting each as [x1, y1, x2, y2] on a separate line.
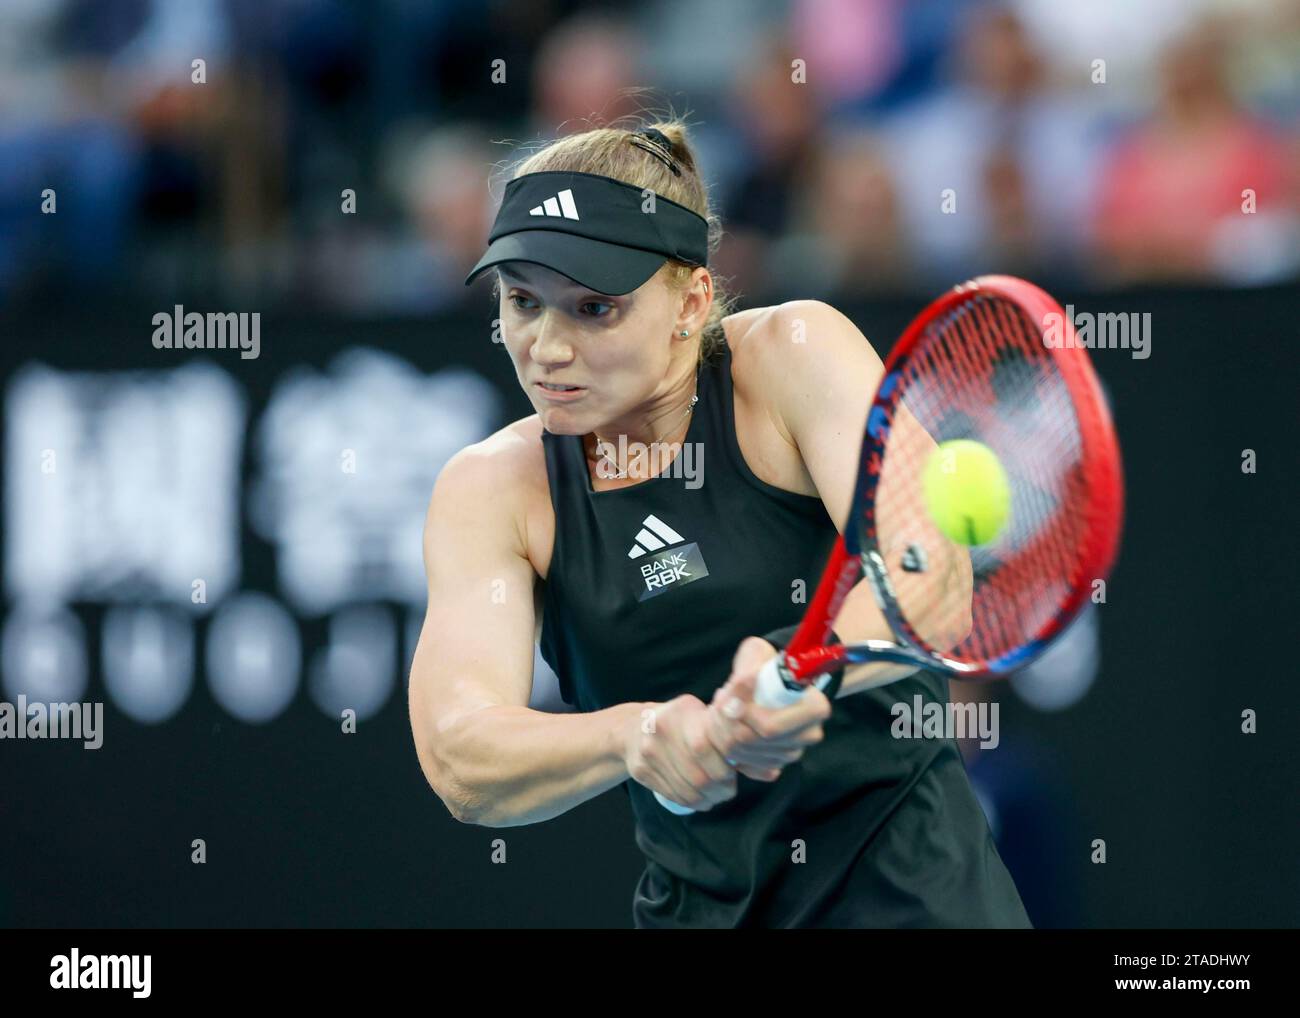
[923, 439, 1011, 546]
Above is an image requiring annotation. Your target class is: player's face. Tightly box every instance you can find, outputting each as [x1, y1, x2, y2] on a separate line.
[497, 262, 681, 435]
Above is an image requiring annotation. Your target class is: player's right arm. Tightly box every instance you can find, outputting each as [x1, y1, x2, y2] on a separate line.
[407, 437, 742, 826]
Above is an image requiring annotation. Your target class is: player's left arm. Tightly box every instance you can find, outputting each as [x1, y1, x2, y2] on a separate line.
[750, 300, 971, 694]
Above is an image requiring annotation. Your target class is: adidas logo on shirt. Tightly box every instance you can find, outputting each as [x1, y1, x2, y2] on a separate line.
[628, 514, 710, 601]
[529, 189, 580, 220]
[627, 513, 684, 559]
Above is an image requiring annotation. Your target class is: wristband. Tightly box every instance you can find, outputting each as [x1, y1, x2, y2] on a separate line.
[759, 624, 844, 701]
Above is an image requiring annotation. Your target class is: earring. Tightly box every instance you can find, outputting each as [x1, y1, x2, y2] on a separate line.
[680, 330, 689, 337]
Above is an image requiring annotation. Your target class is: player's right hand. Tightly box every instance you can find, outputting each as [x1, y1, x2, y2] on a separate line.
[623, 694, 747, 812]
[705, 636, 830, 773]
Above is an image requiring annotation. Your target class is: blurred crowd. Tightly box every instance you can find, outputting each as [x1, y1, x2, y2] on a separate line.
[1, 0, 1297, 311]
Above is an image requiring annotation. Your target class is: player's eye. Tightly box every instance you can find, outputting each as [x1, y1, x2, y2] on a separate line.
[581, 301, 614, 317]
[507, 294, 536, 310]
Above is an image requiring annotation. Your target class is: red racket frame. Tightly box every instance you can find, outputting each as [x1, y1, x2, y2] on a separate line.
[779, 275, 1124, 683]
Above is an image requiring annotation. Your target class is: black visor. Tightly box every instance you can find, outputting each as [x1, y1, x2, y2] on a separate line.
[464, 171, 709, 295]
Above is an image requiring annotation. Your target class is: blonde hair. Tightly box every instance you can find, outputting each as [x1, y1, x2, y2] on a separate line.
[490, 114, 735, 363]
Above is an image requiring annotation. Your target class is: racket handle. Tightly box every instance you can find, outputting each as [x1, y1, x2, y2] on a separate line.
[653, 657, 814, 815]
[753, 653, 807, 708]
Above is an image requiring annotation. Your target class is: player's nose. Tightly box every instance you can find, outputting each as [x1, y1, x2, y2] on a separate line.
[528, 311, 575, 365]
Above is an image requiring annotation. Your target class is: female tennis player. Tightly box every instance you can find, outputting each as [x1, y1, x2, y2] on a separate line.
[408, 120, 1031, 928]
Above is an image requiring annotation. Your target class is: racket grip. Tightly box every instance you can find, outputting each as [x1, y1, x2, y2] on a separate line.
[753, 653, 806, 708]
[653, 657, 810, 816]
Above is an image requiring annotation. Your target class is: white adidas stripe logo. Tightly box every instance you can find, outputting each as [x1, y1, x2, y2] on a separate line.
[529, 189, 580, 220]
[627, 514, 684, 559]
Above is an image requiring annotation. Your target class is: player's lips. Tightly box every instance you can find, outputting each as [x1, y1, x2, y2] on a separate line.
[534, 381, 587, 401]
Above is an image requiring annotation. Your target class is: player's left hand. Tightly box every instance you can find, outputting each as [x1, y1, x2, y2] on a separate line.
[705, 636, 830, 781]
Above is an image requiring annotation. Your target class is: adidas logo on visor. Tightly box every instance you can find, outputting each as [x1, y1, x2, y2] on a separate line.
[529, 189, 580, 220]
[627, 514, 684, 559]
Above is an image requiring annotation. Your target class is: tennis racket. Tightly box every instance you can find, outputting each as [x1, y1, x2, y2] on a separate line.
[656, 275, 1124, 815]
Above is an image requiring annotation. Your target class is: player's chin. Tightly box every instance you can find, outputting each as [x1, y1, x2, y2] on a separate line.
[534, 399, 594, 434]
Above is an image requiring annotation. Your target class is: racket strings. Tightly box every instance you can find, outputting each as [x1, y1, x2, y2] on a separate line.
[873, 294, 1092, 666]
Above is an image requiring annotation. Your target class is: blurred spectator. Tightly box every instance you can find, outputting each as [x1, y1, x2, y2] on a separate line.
[305, 122, 497, 312]
[1015, 0, 1300, 119]
[530, 13, 644, 135]
[1090, 18, 1299, 285]
[791, 0, 985, 116]
[0, 0, 145, 298]
[790, 0, 904, 111]
[777, 126, 911, 298]
[715, 33, 826, 297]
[632, 0, 787, 113]
[1010, 0, 1211, 114]
[1218, 0, 1300, 120]
[878, 6, 1104, 285]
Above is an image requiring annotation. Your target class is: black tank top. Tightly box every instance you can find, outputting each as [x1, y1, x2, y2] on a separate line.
[539, 339, 1031, 928]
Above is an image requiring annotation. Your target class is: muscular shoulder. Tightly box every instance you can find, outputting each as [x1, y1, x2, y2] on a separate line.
[428, 414, 548, 559]
[726, 300, 875, 446]
[438, 414, 544, 490]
